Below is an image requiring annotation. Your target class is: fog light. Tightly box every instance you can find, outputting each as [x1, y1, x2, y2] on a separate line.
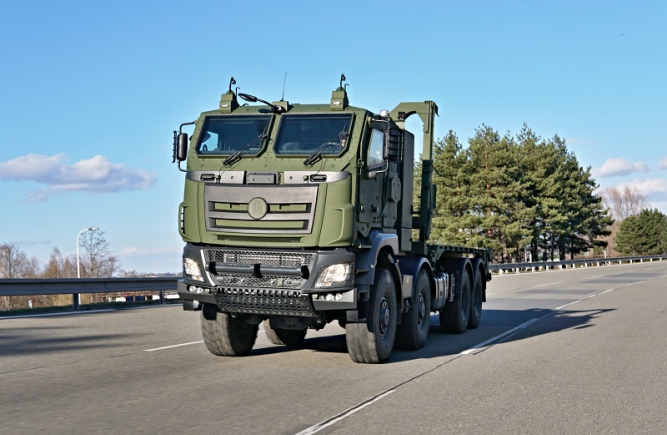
[335, 293, 343, 301]
[325, 293, 335, 302]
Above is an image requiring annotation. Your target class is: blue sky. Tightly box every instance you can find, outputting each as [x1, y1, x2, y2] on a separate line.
[1, 0, 665, 273]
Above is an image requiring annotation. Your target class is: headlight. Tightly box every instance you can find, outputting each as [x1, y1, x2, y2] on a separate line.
[314, 263, 352, 288]
[184, 257, 204, 282]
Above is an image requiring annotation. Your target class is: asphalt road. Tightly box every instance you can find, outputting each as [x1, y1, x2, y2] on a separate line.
[1, 261, 666, 434]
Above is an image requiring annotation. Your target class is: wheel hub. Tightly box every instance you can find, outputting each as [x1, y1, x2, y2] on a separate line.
[379, 298, 390, 337]
[417, 293, 426, 326]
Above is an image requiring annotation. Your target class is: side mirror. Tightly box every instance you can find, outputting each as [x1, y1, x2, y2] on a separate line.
[177, 133, 188, 162]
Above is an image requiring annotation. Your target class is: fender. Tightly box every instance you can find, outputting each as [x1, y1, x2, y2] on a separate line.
[348, 230, 400, 324]
[396, 256, 433, 301]
[354, 230, 399, 287]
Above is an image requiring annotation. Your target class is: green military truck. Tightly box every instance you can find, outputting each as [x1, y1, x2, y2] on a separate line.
[172, 76, 492, 363]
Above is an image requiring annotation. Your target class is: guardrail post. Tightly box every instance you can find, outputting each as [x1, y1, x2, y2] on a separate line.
[72, 293, 80, 310]
[160, 290, 165, 304]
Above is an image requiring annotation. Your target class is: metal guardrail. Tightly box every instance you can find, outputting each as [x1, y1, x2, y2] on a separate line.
[489, 254, 667, 274]
[0, 277, 178, 310]
[1, 254, 666, 312]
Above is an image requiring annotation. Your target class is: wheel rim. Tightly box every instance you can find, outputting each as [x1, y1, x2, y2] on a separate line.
[379, 297, 390, 338]
[461, 285, 469, 319]
[417, 293, 426, 327]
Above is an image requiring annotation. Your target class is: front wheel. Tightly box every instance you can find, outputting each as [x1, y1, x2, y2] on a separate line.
[346, 268, 397, 363]
[200, 304, 258, 356]
[263, 320, 307, 347]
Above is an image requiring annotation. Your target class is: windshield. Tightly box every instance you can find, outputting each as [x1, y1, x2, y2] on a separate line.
[274, 114, 353, 155]
[196, 115, 271, 156]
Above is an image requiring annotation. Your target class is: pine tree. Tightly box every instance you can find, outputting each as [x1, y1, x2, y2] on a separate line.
[615, 209, 667, 255]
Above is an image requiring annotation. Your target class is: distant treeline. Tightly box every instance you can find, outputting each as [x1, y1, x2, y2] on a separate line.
[418, 124, 613, 263]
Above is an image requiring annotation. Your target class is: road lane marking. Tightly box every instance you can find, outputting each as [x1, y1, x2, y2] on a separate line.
[462, 285, 622, 355]
[294, 390, 395, 435]
[532, 281, 564, 288]
[460, 318, 540, 355]
[144, 341, 203, 352]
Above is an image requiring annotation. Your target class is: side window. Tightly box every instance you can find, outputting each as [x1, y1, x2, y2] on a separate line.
[368, 129, 385, 168]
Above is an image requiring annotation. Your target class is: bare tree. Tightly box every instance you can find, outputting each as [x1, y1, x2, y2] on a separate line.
[0, 243, 41, 310]
[0, 243, 40, 278]
[42, 247, 77, 278]
[602, 186, 650, 222]
[79, 231, 120, 278]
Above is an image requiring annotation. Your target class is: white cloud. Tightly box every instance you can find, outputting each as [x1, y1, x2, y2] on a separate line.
[614, 178, 667, 201]
[597, 158, 650, 178]
[659, 157, 667, 170]
[0, 154, 157, 202]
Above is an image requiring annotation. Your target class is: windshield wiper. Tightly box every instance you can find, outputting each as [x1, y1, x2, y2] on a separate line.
[303, 129, 348, 166]
[303, 142, 342, 166]
[223, 130, 269, 166]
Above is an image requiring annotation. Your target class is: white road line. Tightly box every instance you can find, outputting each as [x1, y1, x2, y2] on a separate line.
[532, 281, 564, 288]
[460, 318, 539, 355]
[554, 301, 579, 310]
[462, 285, 623, 356]
[144, 341, 203, 352]
[294, 390, 395, 435]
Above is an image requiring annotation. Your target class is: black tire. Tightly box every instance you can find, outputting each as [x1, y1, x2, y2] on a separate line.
[440, 271, 471, 334]
[263, 320, 307, 347]
[345, 268, 397, 363]
[200, 304, 258, 356]
[468, 268, 483, 329]
[395, 269, 431, 350]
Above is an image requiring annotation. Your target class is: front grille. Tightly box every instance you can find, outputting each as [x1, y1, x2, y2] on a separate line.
[215, 274, 303, 289]
[215, 288, 315, 317]
[206, 250, 315, 269]
[204, 184, 318, 234]
[205, 249, 316, 289]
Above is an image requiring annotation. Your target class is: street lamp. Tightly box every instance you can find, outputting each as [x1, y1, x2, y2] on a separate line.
[77, 227, 99, 278]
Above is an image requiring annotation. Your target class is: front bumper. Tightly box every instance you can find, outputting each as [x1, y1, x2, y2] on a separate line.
[178, 245, 357, 316]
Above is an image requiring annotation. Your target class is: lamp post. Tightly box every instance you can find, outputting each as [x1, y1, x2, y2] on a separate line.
[77, 227, 99, 278]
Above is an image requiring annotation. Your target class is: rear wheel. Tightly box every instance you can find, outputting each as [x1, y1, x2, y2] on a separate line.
[468, 268, 483, 329]
[440, 271, 471, 334]
[346, 268, 397, 363]
[263, 320, 307, 347]
[200, 304, 258, 356]
[396, 269, 431, 350]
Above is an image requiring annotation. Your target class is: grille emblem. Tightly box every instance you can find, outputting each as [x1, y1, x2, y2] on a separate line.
[248, 197, 268, 220]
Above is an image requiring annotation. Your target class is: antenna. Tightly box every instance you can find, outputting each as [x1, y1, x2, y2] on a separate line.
[281, 72, 287, 101]
[228, 77, 236, 92]
[339, 73, 346, 89]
